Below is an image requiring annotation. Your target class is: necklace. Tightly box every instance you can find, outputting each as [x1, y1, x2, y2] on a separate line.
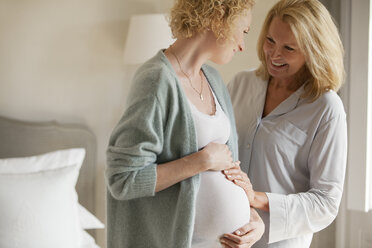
[169, 45, 204, 101]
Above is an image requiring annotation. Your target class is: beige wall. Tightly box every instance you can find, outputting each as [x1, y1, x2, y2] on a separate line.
[0, 0, 278, 247]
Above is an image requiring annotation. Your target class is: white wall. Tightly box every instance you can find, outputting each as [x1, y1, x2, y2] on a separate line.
[0, 0, 277, 247]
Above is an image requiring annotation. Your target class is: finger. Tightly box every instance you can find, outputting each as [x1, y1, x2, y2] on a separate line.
[220, 236, 242, 248]
[234, 161, 241, 167]
[222, 227, 257, 245]
[221, 242, 233, 248]
[239, 230, 258, 245]
[233, 179, 249, 189]
[221, 235, 252, 248]
[227, 162, 235, 170]
[225, 173, 243, 182]
[223, 168, 242, 175]
[224, 166, 246, 177]
[234, 222, 256, 236]
[222, 233, 243, 244]
[234, 161, 241, 168]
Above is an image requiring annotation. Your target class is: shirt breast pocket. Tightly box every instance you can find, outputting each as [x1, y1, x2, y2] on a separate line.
[270, 119, 307, 168]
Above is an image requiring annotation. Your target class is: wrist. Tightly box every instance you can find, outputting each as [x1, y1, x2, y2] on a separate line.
[185, 150, 209, 173]
[252, 192, 270, 212]
[250, 191, 259, 208]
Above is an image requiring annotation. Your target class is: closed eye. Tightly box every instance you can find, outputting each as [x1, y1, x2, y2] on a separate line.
[285, 46, 294, 51]
[266, 36, 275, 43]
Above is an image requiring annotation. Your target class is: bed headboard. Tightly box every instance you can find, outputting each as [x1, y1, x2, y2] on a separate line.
[0, 115, 97, 221]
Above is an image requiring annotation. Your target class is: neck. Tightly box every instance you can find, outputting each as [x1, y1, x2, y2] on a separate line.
[165, 33, 213, 78]
[270, 78, 299, 92]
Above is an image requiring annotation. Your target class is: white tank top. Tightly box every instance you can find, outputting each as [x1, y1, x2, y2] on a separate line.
[189, 89, 250, 248]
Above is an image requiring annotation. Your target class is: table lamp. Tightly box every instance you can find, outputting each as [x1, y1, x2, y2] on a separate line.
[123, 14, 175, 65]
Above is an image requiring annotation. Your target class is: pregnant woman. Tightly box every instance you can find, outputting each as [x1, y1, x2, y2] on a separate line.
[106, 0, 263, 247]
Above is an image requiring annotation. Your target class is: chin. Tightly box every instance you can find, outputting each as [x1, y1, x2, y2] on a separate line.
[213, 56, 233, 65]
[210, 51, 234, 65]
[218, 59, 232, 65]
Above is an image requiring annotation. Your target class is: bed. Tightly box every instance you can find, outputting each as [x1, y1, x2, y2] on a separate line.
[0, 115, 103, 248]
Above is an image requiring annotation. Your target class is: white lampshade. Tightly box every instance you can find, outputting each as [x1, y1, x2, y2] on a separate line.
[123, 14, 175, 65]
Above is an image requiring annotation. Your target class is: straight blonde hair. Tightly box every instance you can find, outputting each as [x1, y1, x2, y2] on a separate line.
[256, 0, 344, 100]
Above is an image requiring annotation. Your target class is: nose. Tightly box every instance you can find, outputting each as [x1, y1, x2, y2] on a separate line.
[238, 40, 245, 52]
[271, 46, 281, 58]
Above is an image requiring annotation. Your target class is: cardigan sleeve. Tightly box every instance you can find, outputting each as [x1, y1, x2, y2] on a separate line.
[267, 112, 347, 243]
[106, 94, 164, 201]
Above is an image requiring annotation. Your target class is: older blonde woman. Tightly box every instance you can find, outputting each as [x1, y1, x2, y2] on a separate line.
[225, 0, 347, 247]
[106, 0, 264, 247]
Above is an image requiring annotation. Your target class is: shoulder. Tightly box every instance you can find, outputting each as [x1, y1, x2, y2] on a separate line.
[129, 51, 177, 102]
[312, 90, 346, 121]
[227, 69, 266, 98]
[231, 69, 260, 82]
[134, 51, 175, 92]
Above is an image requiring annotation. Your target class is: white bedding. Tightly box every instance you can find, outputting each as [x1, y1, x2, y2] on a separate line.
[0, 149, 103, 248]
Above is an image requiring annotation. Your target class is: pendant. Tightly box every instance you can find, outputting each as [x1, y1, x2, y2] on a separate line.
[200, 94, 204, 101]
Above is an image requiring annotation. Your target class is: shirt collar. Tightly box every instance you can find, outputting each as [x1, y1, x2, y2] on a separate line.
[264, 83, 305, 119]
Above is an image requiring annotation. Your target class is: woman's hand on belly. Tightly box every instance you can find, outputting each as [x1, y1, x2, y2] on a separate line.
[220, 208, 265, 248]
[223, 166, 270, 211]
[223, 166, 255, 204]
[199, 142, 240, 171]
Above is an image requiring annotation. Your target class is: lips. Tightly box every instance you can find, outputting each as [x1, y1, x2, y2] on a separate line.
[271, 60, 287, 67]
[266, 58, 289, 74]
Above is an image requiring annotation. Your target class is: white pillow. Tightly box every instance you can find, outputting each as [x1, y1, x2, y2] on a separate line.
[0, 149, 85, 248]
[81, 230, 100, 248]
[78, 204, 104, 230]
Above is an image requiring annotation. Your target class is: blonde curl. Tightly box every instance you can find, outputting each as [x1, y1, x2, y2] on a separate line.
[169, 0, 255, 44]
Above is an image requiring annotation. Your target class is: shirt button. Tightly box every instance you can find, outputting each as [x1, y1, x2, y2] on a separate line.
[246, 143, 250, 149]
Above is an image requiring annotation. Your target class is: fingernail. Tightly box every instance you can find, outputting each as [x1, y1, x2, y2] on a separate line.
[224, 170, 228, 173]
[227, 175, 232, 179]
[235, 230, 241, 235]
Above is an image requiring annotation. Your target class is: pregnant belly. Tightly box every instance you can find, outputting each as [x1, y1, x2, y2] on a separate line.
[192, 171, 250, 247]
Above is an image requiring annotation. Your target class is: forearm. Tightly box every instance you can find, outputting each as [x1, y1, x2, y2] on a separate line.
[156, 142, 237, 192]
[155, 151, 207, 192]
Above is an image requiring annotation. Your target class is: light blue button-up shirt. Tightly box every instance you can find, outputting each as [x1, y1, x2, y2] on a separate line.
[228, 70, 347, 248]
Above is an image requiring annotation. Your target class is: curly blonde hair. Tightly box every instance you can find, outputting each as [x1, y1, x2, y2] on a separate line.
[169, 0, 255, 43]
[256, 0, 345, 101]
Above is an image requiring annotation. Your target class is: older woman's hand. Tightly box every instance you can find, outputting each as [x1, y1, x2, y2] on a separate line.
[220, 208, 265, 248]
[223, 165, 270, 212]
[223, 165, 255, 204]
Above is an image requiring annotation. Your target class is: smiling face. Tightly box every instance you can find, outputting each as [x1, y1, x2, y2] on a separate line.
[210, 9, 252, 65]
[263, 17, 306, 82]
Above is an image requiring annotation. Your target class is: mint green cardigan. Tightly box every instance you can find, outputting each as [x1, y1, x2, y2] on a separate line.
[106, 50, 238, 248]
